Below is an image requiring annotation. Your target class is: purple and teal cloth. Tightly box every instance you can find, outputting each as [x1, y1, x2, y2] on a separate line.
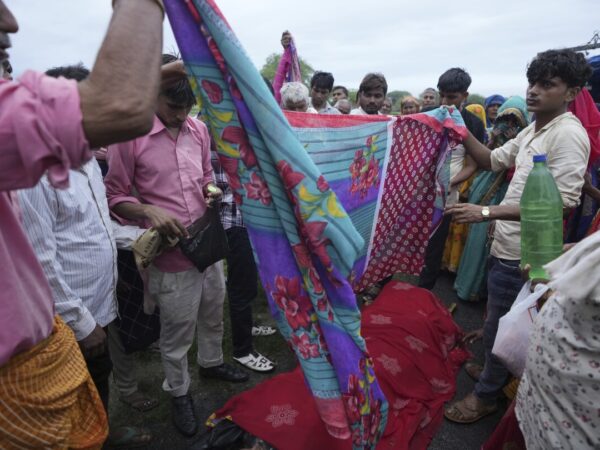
[165, 1, 466, 447]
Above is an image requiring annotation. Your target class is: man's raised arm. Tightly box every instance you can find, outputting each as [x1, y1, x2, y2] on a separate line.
[79, 0, 165, 148]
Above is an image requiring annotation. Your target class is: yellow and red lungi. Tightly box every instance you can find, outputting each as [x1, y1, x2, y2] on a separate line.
[0, 317, 108, 449]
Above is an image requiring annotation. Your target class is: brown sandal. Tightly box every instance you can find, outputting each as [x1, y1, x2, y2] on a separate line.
[444, 392, 498, 424]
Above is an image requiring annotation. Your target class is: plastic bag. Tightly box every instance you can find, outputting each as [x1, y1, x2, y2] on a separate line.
[179, 207, 229, 272]
[492, 281, 549, 377]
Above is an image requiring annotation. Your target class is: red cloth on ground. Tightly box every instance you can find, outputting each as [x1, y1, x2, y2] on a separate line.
[481, 400, 526, 450]
[211, 281, 470, 449]
[568, 89, 600, 167]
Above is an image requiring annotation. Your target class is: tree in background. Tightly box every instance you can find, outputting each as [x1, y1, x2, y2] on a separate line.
[260, 53, 315, 87]
[390, 90, 413, 113]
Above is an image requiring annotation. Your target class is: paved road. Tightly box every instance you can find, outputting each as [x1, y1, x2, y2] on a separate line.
[109, 272, 504, 449]
[428, 273, 506, 450]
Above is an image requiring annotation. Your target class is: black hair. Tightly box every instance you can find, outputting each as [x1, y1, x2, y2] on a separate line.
[161, 79, 196, 108]
[160, 53, 196, 107]
[2, 60, 12, 74]
[162, 53, 179, 65]
[332, 85, 349, 96]
[358, 73, 388, 96]
[527, 49, 592, 88]
[310, 71, 334, 91]
[45, 63, 90, 81]
[437, 67, 471, 93]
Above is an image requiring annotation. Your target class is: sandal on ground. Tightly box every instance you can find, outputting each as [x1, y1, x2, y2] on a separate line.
[464, 361, 484, 382]
[120, 391, 159, 412]
[233, 351, 275, 373]
[106, 426, 152, 449]
[252, 326, 277, 337]
[444, 392, 498, 424]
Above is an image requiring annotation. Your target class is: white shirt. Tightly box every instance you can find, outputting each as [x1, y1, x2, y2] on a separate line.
[350, 106, 382, 116]
[19, 160, 118, 340]
[310, 100, 341, 115]
[490, 112, 590, 260]
[447, 143, 466, 207]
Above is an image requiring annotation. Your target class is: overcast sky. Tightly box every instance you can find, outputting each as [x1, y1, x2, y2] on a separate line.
[7, 0, 600, 98]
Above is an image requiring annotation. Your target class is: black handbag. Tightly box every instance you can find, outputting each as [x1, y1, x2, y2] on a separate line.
[179, 207, 229, 272]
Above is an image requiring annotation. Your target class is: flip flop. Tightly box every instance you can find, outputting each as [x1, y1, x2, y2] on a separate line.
[233, 351, 275, 373]
[120, 391, 159, 412]
[444, 393, 498, 424]
[252, 326, 277, 336]
[106, 426, 152, 449]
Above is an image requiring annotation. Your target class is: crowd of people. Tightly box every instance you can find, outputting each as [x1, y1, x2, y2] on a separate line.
[2, 1, 600, 449]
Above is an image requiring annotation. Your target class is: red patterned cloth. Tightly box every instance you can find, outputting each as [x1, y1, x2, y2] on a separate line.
[356, 118, 460, 291]
[209, 281, 470, 450]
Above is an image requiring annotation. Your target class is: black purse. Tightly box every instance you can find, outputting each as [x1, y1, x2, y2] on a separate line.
[179, 207, 229, 272]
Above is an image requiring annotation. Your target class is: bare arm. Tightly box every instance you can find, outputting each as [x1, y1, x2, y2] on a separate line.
[78, 0, 164, 148]
[445, 203, 521, 224]
[451, 155, 477, 187]
[463, 131, 493, 171]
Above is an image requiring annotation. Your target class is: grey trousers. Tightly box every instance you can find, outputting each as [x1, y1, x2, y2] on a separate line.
[148, 262, 225, 397]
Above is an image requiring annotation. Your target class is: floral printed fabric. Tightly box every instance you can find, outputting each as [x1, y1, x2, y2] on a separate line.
[164, 1, 465, 447]
[209, 281, 469, 450]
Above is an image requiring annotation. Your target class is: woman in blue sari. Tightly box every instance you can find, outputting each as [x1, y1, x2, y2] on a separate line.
[454, 97, 529, 302]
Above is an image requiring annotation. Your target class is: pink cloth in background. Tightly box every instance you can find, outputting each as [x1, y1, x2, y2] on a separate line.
[273, 38, 302, 104]
[105, 116, 215, 273]
[568, 89, 600, 167]
[0, 72, 91, 365]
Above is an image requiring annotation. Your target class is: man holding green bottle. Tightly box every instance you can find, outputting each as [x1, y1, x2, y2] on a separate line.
[443, 49, 592, 424]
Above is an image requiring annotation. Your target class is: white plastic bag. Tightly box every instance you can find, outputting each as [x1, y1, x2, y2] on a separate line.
[492, 281, 549, 378]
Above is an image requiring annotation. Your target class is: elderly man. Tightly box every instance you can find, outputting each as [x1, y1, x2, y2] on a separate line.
[280, 81, 317, 112]
[334, 98, 352, 114]
[1, 59, 11, 80]
[350, 73, 388, 115]
[420, 87, 439, 110]
[0, 0, 167, 448]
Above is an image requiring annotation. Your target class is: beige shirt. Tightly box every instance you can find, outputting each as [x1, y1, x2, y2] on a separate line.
[490, 112, 590, 261]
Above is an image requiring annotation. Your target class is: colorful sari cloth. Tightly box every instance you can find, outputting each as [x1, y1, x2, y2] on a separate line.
[164, 1, 465, 446]
[0, 317, 108, 449]
[454, 96, 529, 301]
[208, 282, 470, 450]
[441, 105, 486, 273]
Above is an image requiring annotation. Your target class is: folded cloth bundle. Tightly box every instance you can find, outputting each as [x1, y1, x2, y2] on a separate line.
[131, 228, 179, 269]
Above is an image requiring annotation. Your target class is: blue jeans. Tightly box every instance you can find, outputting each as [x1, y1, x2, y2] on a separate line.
[474, 256, 525, 402]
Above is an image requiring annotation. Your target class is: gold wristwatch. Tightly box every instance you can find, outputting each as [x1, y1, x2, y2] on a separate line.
[481, 206, 490, 220]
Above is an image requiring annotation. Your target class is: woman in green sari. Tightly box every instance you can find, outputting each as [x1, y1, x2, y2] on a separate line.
[454, 96, 529, 302]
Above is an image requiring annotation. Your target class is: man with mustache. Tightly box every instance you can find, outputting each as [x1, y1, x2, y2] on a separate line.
[351, 72, 388, 115]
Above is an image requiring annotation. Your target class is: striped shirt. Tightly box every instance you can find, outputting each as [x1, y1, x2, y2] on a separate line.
[18, 160, 118, 340]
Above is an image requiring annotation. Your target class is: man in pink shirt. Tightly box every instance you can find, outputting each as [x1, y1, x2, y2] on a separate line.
[0, 0, 167, 447]
[105, 54, 248, 437]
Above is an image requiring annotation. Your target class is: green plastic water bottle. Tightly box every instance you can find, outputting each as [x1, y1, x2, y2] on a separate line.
[520, 154, 563, 280]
